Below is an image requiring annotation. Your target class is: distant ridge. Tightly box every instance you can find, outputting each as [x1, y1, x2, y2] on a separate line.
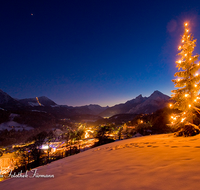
[19, 96, 57, 107]
[99, 90, 170, 117]
[0, 89, 170, 117]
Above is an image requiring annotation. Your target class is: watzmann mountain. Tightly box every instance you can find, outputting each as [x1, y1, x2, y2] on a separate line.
[99, 91, 170, 117]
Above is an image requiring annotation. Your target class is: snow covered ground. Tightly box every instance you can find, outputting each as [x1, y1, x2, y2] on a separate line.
[0, 121, 33, 131]
[1, 133, 200, 190]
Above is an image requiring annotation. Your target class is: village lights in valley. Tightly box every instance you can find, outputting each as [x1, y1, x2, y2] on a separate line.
[181, 118, 186, 122]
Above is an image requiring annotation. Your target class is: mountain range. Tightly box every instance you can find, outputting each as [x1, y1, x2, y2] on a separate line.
[0, 89, 170, 118]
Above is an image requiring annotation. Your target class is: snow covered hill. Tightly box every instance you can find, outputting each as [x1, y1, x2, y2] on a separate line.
[1, 133, 200, 190]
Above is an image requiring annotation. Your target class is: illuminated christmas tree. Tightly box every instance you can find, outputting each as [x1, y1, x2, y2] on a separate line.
[170, 22, 200, 135]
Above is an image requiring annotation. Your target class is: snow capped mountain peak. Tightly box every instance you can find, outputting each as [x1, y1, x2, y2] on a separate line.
[136, 94, 143, 99]
[148, 90, 170, 101]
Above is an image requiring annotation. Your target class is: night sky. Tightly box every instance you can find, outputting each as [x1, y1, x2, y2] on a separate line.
[1, 0, 200, 106]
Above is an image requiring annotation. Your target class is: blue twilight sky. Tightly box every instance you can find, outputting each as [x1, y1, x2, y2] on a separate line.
[1, 0, 200, 106]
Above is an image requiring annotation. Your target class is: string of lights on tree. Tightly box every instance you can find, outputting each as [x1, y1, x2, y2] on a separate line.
[169, 22, 200, 129]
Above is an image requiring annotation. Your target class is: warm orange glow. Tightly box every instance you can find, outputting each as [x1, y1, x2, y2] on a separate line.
[196, 73, 199, 76]
[182, 40, 184, 43]
[185, 94, 189, 97]
[185, 23, 188, 26]
[85, 131, 89, 138]
[178, 60, 182, 64]
[36, 97, 42, 106]
[189, 104, 191, 108]
[84, 129, 94, 139]
[189, 58, 191, 60]
[177, 78, 180, 81]
[185, 54, 187, 56]
[186, 29, 189, 32]
[194, 84, 197, 87]
[169, 104, 172, 107]
[181, 117, 186, 122]
[178, 46, 181, 50]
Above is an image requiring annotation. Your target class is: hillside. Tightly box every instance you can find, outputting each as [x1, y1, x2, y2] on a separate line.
[1, 133, 200, 190]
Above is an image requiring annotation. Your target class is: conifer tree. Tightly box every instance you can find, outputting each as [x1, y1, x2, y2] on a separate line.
[170, 22, 200, 133]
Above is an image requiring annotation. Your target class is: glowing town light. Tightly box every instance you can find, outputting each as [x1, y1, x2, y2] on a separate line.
[177, 78, 180, 81]
[189, 104, 191, 108]
[169, 104, 172, 107]
[185, 54, 187, 56]
[185, 23, 188, 26]
[189, 58, 192, 60]
[194, 84, 197, 87]
[194, 99, 197, 102]
[196, 73, 199, 76]
[181, 118, 186, 122]
[171, 116, 174, 119]
[185, 94, 189, 97]
[178, 60, 182, 64]
[182, 40, 184, 43]
[198, 63, 200, 66]
[41, 144, 49, 149]
[186, 29, 189, 32]
[178, 46, 181, 50]
[183, 112, 186, 115]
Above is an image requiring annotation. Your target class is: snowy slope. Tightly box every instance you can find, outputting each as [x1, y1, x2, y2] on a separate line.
[0, 121, 33, 131]
[1, 133, 200, 190]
